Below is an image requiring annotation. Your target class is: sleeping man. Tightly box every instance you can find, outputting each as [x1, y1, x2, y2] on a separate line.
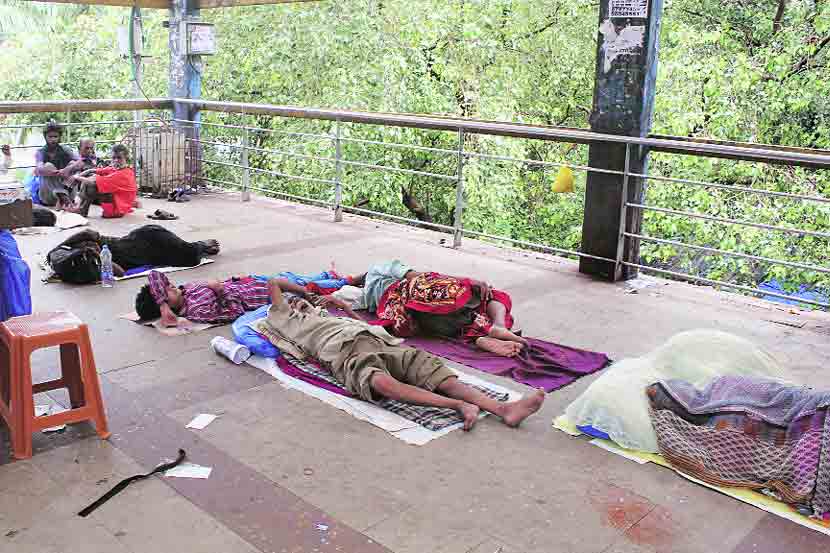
[135, 270, 357, 326]
[251, 278, 545, 430]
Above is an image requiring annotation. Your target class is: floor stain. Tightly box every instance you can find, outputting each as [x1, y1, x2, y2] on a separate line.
[588, 482, 655, 531]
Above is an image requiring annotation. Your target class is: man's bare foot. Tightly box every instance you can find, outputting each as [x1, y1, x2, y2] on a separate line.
[489, 325, 528, 346]
[476, 336, 524, 358]
[199, 239, 220, 255]
[457, 402, 480, 431]
[501, 390, 545, 427]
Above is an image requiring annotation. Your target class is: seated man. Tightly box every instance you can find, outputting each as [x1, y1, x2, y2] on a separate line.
[135, 270, 352, 326]
[48, 225, 220, 284]
[34, 122, 86, 208]
[255, 279, 545, 430]
[348, 260, 527, 358]
[70, 144, 136, 218]
[0, 144, 12, 179]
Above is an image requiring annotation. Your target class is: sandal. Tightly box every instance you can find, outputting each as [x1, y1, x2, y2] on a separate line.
[147, 209, 178, 221]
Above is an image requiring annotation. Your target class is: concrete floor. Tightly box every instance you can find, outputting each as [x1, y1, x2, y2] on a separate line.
[2, 191, 830, 553]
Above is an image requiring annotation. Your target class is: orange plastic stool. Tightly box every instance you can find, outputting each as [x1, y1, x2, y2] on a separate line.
[0, 311, 110, 460]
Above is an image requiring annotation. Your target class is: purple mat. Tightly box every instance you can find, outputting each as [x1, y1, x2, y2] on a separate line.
[338, 308, 610, 392]
[403, 336, 610, 393]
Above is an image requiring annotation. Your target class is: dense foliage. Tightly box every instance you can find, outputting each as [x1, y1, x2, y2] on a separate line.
[1, 0, 828, 297]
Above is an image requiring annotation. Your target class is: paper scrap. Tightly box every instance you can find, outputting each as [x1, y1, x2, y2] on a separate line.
[590, 438, 650, 464]
[186, 413, 218, 430]
[315, 524, 329, 531]
[35, 405, 51, 417]
[165, 463, 213, 479]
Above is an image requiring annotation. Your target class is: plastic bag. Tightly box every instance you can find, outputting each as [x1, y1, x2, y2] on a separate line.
[0, 230, 32, 321]
[564, 330, 790, 453]
[231, 304, 280, 358]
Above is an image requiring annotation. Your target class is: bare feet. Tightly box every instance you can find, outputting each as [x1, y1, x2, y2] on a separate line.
[457, 402, 480, 431]
[489, 325, 528, 346]
[501, 390, 545, 427]
[199, 239, 220, 255]
[476, 336, 524, 358]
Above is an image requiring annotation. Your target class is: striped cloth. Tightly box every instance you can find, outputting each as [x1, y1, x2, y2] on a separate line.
[148, 271, 270, 323]
[280, 352, 510, 431]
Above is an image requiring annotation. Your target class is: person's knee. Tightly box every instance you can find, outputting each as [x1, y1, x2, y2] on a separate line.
[42, 162, 56, 171]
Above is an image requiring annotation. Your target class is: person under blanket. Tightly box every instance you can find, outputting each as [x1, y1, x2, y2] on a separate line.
[51, 225, 220, 280]
[254, 279, 545, 430]
[135, 270, 358, 326]
[348, 260, 526, 358]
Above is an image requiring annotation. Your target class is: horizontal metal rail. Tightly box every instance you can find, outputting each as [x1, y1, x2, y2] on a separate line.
[245, 183, 334, 209]
[178, 98, 830, 169]
[468, 151, 625, 177]
[0, 120, 142, 131]
[627, 233, 830, 275]
[201, 158, 336, 185]
[175, 118, 332, 140]
[629, 203, 830, 240]
[339, 159, 457, 181]
[461, 228, 617, 264]
[342, 205, 458, 233]
[192, 138, 336, 164]
[622, 262, 829, 309]
[340, 136, 458, 155]
[634, 171, 830, 205]
[0, 98, 172, 114]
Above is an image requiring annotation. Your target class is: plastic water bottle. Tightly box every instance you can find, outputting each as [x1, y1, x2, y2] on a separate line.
[100, 245, 114, 288]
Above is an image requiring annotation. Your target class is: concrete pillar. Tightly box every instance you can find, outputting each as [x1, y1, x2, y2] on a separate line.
[168, 0, 201, 187]
[579, 0, 664, 281]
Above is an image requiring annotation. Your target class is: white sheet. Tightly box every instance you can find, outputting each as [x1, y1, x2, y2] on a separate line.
[114, 258, 214, 280]
[245, 355, 522, 446]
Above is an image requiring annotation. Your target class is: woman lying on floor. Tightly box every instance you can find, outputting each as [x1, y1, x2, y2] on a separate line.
[343, 260, 527, 358]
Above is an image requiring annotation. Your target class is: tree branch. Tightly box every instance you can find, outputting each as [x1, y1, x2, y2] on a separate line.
[772, 0, 787, 34]
[783, 33, 830, 80]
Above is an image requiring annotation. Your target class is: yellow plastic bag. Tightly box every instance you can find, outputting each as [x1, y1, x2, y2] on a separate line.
[552, 166, 574, 193]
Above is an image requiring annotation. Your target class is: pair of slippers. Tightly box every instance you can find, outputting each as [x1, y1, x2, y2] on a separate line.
[168, 189, 190, 203]
[147, 209, 178, 221]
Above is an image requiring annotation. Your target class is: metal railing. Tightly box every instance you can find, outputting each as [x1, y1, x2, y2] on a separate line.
[2, 98, 829, 309]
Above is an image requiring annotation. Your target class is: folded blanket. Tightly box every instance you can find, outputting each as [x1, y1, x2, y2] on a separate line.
[648, 376, 830, 517]
[277, 352, 510, 431]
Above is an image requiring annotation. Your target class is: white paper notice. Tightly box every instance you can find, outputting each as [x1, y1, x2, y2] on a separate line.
[610, 0, 649, 18]
[166, 463, 213, 479]
[185, 413, 218, 430]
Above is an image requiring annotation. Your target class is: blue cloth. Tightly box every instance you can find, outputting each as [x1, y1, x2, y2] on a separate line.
[577, 425, 611, 441]
[24, 174, 42, 205]
[361, 260, 411, 312]
[759, 279, 829, 308]
[0, 230, 32, 321]
[232, 304, 280, 358]
[253, 271, 349, 291]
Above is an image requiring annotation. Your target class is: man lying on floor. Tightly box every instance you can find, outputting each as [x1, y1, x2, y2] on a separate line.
[254, 278, 545, 430]
[135, 270, 357, 327]
[47, 225, 220, 284]
[345, 260, 527, 358]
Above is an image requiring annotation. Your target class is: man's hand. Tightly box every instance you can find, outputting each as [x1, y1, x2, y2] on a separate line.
[473, 280, 493, 302]
[1, 145, 10, 157]
[206, 280, 224, 295]
[159, 303, 179, 328]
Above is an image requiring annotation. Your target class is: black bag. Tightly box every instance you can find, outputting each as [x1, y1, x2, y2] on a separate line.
[47, 243, 101, 284]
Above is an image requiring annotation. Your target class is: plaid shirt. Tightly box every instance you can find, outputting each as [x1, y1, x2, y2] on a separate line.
[147, 271, 269, 323]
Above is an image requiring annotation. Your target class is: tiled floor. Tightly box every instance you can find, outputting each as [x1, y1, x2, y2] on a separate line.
[2, 192, 829, 553]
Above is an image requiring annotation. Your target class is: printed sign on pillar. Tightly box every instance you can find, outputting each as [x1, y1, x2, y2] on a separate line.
[609, 0, 649, 18]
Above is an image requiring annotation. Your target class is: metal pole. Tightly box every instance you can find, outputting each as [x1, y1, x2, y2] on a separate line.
[452, 128, 465, 248]
[615, 144, 632, 279]
[241, 117, 251, 202]
[333, 119, 343, 222]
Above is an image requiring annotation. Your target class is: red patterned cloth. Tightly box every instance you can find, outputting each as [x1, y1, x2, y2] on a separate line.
[376, 272, 513, 340]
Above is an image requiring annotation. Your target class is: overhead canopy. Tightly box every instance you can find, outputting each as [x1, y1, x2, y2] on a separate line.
[34, 0, 320, 8]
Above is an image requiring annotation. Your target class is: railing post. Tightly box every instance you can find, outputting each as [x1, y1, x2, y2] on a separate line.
[615, 144, 631, 278]
[333, 119, 343, 222]
[452, 128, 465, 248]
[241, 121, 251, 202]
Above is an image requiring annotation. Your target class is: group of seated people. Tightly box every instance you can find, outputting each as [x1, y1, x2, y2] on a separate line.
[3, 120, 138, 218]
